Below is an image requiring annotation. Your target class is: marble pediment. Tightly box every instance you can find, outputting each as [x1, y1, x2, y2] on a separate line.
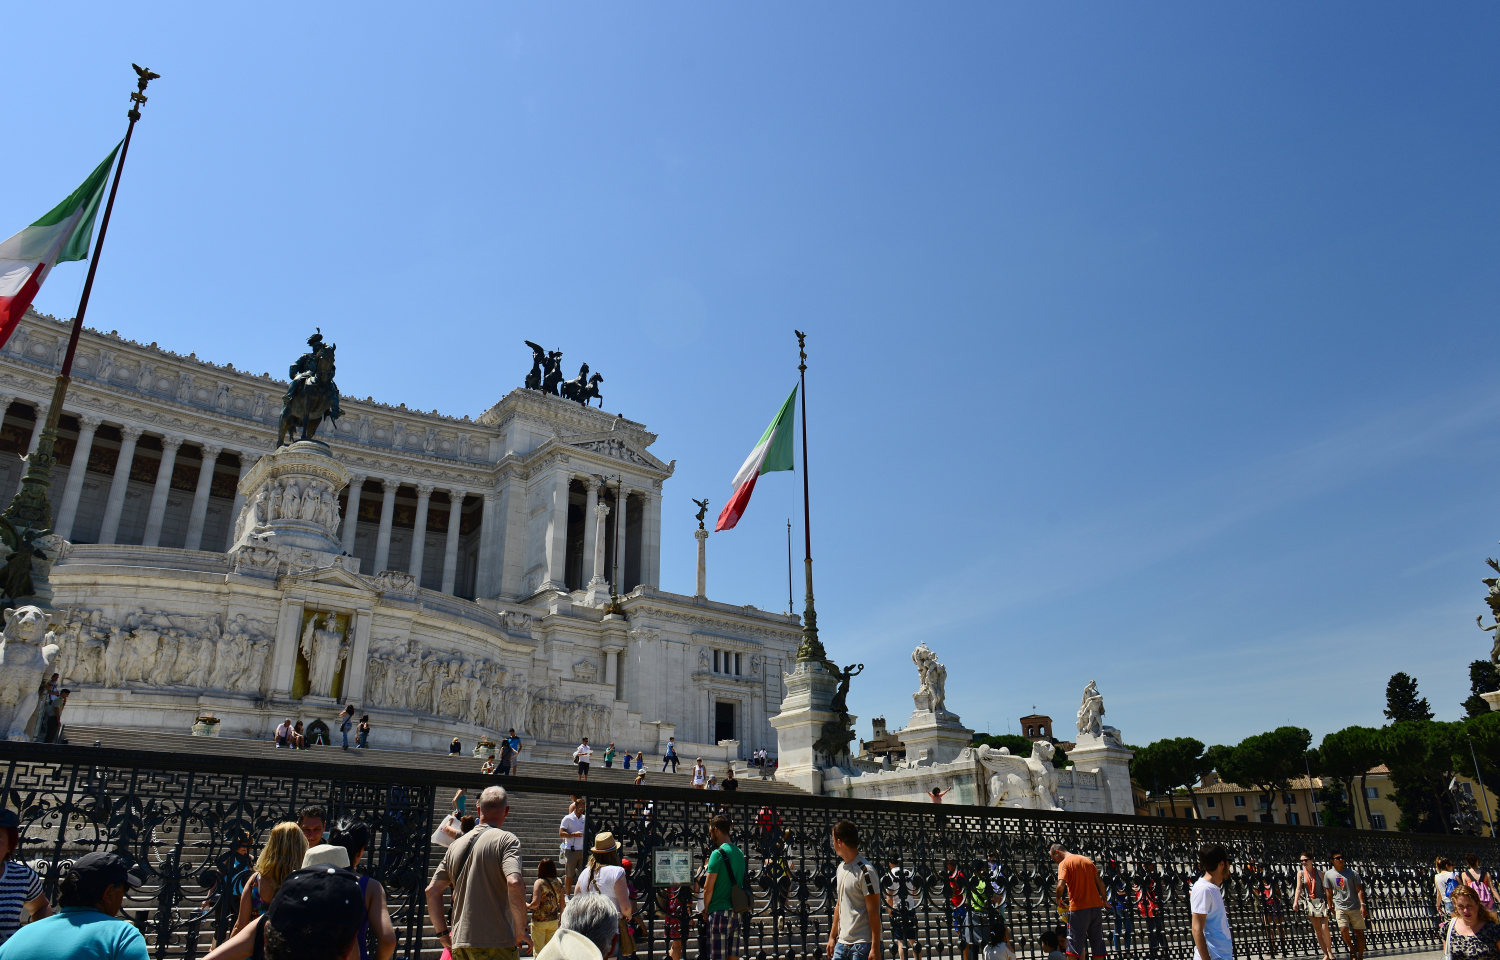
[280, 563, 378, 594]
[562, 434, 672, 474]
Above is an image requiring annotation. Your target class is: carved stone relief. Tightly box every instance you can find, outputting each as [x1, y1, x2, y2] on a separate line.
[54, 607, 275, 698]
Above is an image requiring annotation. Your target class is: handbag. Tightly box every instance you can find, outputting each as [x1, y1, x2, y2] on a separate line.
[430, 813, 463, 848]
[619, 917, 637, 956]
[719, 843, 752, 914]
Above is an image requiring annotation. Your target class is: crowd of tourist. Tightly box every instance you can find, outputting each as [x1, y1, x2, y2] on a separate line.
[3, 771, 1498, 960]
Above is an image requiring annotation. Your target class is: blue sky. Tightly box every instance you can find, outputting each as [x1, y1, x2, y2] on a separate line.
[6, 4, 1498, 749]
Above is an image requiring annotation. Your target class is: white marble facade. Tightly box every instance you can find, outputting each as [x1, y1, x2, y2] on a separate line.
[4, 309, 801, 759]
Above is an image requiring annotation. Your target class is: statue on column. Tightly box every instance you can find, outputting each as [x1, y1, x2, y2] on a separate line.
[279, 330, 343, 447]
[911, 642, 951, 717]
[1076, 680, 1105, 738]
[692, 499, 710, 529]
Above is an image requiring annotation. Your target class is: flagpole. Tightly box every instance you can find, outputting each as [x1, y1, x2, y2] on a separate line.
[794, 330, 827, 664]
[2, 65, 157, 606]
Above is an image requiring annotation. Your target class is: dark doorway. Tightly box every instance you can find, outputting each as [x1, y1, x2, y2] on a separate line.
[715, 701, 735, 743]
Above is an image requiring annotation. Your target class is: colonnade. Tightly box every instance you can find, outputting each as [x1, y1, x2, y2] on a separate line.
[0, 394, 255, 550]
[340, 476, 471, 596]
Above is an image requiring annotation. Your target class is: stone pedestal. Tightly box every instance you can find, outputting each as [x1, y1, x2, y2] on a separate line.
[769, 659, 842, 795]
[1484, 691, 1500, 713]
[227, 441, 358, 579]
[695, 528, 708, 599]
[898, 710, 973, 765]
[1067, 728, 1136, 815]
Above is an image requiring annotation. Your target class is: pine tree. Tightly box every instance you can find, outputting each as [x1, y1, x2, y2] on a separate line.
[1385, 672, 1434, 723]
[1464, 661, 1500, 719]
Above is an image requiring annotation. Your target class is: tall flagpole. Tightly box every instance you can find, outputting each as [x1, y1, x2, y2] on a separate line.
[794, 330, 827, 664]
[2, 64, 158, 608]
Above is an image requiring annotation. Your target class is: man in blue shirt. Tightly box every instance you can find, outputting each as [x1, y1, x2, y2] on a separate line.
[0, 851, 147, 959]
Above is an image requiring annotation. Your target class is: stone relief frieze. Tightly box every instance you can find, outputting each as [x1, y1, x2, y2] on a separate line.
[573, 438, 652, 467]
[54, 607, 275, 697]
[571, 658, 598, 683]
[240, 478, 342, 542]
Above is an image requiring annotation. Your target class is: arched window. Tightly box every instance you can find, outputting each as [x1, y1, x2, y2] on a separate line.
[1026, 726, 1033, 737]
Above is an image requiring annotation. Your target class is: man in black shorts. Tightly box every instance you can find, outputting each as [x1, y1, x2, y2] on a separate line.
[885, 856, 921, 960]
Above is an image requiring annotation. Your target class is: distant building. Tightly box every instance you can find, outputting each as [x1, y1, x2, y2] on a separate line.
[858, 716, 905, 763]
[1019, 714, 1054, 741]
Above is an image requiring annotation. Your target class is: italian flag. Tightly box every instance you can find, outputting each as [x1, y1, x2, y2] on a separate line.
[0, 144, 120, 348]
[715, 384, 797, 532]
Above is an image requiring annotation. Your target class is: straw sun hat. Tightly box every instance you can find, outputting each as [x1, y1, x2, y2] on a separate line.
[591, 832, 618, 854]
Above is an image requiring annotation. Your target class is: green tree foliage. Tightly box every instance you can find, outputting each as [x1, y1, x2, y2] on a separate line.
[1383, 721, 1461, 832]
[1212, 727, 1312, 821]
[1131, 737, 1211, 817]
[1386, 672, 1435, 723]
[1464, 661, 1500, 719]
[970, 733, 1069, 767]
[1318, 726, 1383, 830]
[1317, 783, 1355, 828]
[1455, 712, 1500, 798]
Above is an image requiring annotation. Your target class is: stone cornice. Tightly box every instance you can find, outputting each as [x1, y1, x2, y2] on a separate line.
[629, 603, 803, 645]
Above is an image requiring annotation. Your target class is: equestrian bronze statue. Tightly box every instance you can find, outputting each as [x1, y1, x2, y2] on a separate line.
[279, 330, 343, 447]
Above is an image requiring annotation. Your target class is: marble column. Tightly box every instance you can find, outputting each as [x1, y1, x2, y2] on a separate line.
[581, 477, 600, 583]
[141, 436, 183, 547]
[225, 453, 257, 551]
[408, 484, 433, 583]
[54, 415, 102, 541]
[695, 527, 708, 598]
[613, 483, 629, 590]
[340, 474, 366, 555]
[98, 425, 143, 545]
[14, 401, 47, 500]
[24, 402, 46, 454]
[540, 470, 572, 592]
[644, 490, 662, 588]
[183, 444, 222, 551]
[372, 480, 397, 573]
[475, 491, 499, 599]
[585, 498, 612, 606]
[441, 489, 466, 595]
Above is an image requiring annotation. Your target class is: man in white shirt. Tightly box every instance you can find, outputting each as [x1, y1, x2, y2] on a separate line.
[560, 797, 589, 889]
[826, 820, 881, 960]
[574, 738, 593, 782]
[1191, 844, 1232, 960]
[884, 856, 920, 960]
[273, 718, 292, 748]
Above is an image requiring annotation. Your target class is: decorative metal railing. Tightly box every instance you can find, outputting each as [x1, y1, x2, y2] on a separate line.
[0, 742, 1489, 960]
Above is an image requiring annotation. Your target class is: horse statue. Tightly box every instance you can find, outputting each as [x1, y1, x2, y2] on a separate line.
[560, 364, 605, 407]
[279, 331, 343, 447]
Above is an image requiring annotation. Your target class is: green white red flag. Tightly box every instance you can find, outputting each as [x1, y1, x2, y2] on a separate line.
[715, 384, 797, 531]
[0, 144, 120, 347]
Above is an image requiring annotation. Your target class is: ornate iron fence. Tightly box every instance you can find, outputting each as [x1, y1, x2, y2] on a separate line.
[0, 742, 1489, 960]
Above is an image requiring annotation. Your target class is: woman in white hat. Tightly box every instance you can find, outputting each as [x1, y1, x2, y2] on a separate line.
[575, 832, 632, 954]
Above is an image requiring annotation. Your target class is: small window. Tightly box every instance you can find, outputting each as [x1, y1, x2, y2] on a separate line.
[1206, 798, 1216, 808]
[1289, 812, 1301, 825]
[1026, 726, 1033, 737]
[1364, 786, 1378, 800]
[1259, 814, 1273, 823]
[1284, 793, 1296, 805]
[1208, 816, 1220, 821]
[714, 651, 721, 673]
[1234, 815, 1249, 822]
[735, 653, 742, 676]
[1234, 796, 1246, 807]
[1460, 782, 1475, 797]
[1371, 813, 1387, 830]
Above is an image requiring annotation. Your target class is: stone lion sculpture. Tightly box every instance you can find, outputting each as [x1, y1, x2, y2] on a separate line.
[0, 605, 58, 741]
[977, 739, 1062, 811]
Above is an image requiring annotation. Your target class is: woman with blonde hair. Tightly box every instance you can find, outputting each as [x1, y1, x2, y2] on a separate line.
[231, 822, 308, 936]
[575, 832, 633, 956]
[1442, 883, 1500, 959]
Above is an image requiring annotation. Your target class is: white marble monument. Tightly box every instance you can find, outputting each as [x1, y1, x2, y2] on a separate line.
[1, 308, 803, 761]
[896, 642, 972, 764]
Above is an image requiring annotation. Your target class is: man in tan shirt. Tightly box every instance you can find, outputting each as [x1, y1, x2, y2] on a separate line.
[426, 785, 531, 960]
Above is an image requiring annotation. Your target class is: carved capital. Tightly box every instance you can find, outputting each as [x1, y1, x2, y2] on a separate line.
[160, 436, 184, 453]
[349, 474, 368, 486]
[78, 415, 104, 432]
[416, 484, 435, 499]
[121, 425, 145, 442]
[448, 488, 468, 504]
[200, 444, 223, 461]
[582, 474, 601, 491]
[0, 395, 16, 413]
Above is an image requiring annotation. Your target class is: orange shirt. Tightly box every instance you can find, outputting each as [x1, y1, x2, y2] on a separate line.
[1059, 854, 1104, 911]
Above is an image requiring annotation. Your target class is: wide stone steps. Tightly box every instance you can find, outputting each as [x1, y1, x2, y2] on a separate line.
[62, 724, 803, 794]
